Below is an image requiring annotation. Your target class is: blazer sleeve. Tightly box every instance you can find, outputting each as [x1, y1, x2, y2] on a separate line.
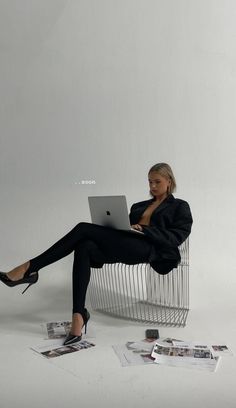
[141, 201, 193, 248]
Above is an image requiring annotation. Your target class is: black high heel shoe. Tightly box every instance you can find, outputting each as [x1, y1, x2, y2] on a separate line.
[0, 266, 39, 294]
[63, 308, 90, 346]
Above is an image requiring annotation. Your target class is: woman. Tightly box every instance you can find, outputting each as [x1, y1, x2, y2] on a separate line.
[0, 163, 193, 345]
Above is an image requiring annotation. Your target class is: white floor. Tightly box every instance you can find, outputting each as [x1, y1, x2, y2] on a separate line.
[0, 284, 236, 408]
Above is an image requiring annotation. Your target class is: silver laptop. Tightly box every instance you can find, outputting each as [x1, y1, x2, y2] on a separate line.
[88, 195, 144, 234]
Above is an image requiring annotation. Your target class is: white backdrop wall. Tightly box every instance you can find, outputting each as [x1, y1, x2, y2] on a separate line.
[1, 0, 236, 311]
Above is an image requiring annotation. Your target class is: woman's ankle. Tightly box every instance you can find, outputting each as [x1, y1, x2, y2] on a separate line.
[71, 313, 84, 336]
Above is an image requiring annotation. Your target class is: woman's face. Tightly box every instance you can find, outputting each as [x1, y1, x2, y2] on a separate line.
[148, 171, 171, 199]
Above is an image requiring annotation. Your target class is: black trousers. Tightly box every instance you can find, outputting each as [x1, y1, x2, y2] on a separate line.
[27, 222, 153, 313]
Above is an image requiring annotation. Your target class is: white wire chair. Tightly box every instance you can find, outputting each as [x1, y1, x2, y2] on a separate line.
[88, 239, 189, 327]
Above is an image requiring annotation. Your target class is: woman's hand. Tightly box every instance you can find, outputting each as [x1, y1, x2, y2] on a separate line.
[131, 224, 143, 232]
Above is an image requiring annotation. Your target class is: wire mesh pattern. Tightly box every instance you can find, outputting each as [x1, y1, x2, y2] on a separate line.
[88, 239, 189, 327]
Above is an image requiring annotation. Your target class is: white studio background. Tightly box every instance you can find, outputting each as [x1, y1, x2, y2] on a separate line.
[0, 0, 236, 315]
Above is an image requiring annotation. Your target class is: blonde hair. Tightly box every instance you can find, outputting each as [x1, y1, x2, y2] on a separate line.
[148, 163, 176, 194]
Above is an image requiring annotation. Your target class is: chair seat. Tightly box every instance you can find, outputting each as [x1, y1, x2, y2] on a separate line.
[88, 239, 189, 327]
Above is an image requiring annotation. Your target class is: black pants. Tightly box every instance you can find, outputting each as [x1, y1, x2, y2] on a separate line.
[27, 222, 153, 313]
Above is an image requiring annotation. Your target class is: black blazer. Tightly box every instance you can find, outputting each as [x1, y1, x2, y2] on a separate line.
[129, 194, 193, 274]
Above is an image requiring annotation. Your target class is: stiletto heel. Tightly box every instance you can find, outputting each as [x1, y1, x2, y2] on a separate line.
[0, 268, 39, 293]
[21, 271, 39, 294]
[21, 281, 35, 294]
[63, 308, 90, 346]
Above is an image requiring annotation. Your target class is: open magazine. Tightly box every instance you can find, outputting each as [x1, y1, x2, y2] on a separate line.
[113, 339, 156, 367]
[113, 337, 233, 372]
[31, 339, 95, 359]
[151, 340, 220, 372]
[43, 321, 72, 339]
[31, 320, 95, 359]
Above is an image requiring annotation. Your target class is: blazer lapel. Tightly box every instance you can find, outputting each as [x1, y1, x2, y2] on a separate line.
[150, 194, 175, 217]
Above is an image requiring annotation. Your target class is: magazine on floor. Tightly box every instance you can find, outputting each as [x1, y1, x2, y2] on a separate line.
[151, 340, 220, 372]
[31, 339, 95, 359]
[42, 320, 72, 339]
[30, 320, 96, 359]
[40, 320, 95, 340]
[113, 337, 233, 371]
[112, 339, 156, 367]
